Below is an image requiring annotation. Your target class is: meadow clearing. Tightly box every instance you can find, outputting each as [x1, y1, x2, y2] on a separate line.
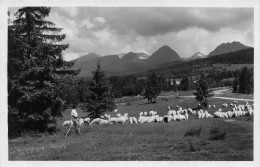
[8, 88, 254, 161]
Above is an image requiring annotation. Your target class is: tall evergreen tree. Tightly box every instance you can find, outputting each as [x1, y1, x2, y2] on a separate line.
[8, 7, 78, 135]
[180, 76, 189, 91]
[85, 63, 116, 119]
[193, 74, 213, 107]
[232, 77, 240, 93]
[144, 72, 161, 103]
[239, 66, 253, 94]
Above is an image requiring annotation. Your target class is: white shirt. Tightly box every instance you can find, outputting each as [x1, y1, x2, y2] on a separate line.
[71, 109, 78, 118]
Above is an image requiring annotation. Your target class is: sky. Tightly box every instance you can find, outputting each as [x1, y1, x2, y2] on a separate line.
[9, 7, 254, 61]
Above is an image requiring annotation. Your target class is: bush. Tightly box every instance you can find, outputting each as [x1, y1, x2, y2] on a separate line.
[126, 102, 131, 106]
[187, 139, 196, 152]
[184, 127, 202, 137]
[208, 126, 226, 140]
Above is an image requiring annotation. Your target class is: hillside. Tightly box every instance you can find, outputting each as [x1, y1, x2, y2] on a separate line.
[208, 41, 251, 57]
[149, 48, 254, 78]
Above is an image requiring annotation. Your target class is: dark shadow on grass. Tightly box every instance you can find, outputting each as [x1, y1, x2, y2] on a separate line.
[208, 126, 226, 140]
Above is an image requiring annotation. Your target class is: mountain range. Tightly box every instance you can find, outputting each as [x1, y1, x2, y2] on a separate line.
[71, 41, 252, 76]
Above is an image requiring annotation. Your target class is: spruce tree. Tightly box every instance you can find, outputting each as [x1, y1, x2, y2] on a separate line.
[8, 7, 78, 134]
[144, 72, 161, 103]
[193, 74, 212, 107]
[180, 76, 189, 91]
[239, 66, 253, 94]
[85, 63, 116, 119]
[232, 77, 240, 93]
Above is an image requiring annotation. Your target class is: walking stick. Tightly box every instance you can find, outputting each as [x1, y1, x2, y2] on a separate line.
[65, 122, 73, 138]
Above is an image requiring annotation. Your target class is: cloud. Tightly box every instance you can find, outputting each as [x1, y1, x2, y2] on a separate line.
[75, 7, 253, 37]
[46, 7, 254, 60]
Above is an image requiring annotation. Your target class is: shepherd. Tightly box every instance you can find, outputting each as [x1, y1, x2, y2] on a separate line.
[65, 105, 81, 137]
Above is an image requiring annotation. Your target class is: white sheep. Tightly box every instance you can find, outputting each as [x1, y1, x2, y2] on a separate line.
[178, 114, 186, 121]
[62, 120, 73, 126]
[131, 117, 138, 124]
[187, 108, 193, 114]
[212, 105, 216, 108]
[144, 112, 148, 116]
[184, 110, 189, 120]
[129, 117, 133, 124]
[89, 118, 102, 126]
[116, 113, 121, 118]
[79, 118, 84, 126]
[163, 115, 172, 123]
[148, 116, 157, 123]
[83, 117, 91, 124]
[222, 103, 228, 108]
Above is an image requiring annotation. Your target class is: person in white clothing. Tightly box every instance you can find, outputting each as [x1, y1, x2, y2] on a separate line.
[71, 107, 78, 119]
[71, 105, 81, 135]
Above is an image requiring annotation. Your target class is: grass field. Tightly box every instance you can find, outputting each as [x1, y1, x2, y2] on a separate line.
[9, 90, 254, 161]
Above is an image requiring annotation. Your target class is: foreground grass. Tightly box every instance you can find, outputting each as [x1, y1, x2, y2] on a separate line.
[9, 94, 253, 161]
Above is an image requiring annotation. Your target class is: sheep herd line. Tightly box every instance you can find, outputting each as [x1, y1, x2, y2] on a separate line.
[62, 100, 254, 127]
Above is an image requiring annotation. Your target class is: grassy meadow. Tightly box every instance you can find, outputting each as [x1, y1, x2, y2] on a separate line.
[9, 89, 254, 160]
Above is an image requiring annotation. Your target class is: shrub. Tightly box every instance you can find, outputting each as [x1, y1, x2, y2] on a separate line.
[187, 139, 196, 152]
[184, 127, 202, 137]
[208, 126, 226, 140]
[126, 102, 131, 106]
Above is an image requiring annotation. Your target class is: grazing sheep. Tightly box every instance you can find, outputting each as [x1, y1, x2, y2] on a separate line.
[114, 109, 118, 113]
[129, 117, 138, 124]
[83, 117, 91, 124]
[131, 117, 138, 124]
[62, 120, 73, 126]
[109, 113, 128, 124]
[129, 117, 133, 124]
[154, 115, 163, 123]
[227, 111, 234, 118]
[144, 112, 148, 116]
[116, 113, 121, 118]
[213, 111, 224, 118]
[212, 105, 216, 108]
[201, 110, 206, 119]
[197, 110, 202, 119]
[148, 116, 157, 123]
[99, 119, 109, 125]
[177, 114, 186, 121]
[79, 118, 84, 126]
[163, 115, 172, 123]
[138, 112, 150, 123]
[208, 105, 211, 109]
[248, 108, 254, 116]
[184, 110, 189, 120]
[222, 112, 228, 118]
[187, 108, 193, 113]
[222, 103, 228, 108]
[89, 118, 102, 126]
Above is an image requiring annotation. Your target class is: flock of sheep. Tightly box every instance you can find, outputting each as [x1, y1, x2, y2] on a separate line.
[62, 100, 254, 127]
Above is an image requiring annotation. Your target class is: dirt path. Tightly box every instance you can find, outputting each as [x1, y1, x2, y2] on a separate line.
[212, 97, 254, 101]
[178, 95, 254, 101]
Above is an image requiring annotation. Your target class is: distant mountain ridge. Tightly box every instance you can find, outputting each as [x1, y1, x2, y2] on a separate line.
[71, 41, 252, 76]
[72, 45, 181, 76]
[188, 52, 206, 60]
[208, 41, 251, 57]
